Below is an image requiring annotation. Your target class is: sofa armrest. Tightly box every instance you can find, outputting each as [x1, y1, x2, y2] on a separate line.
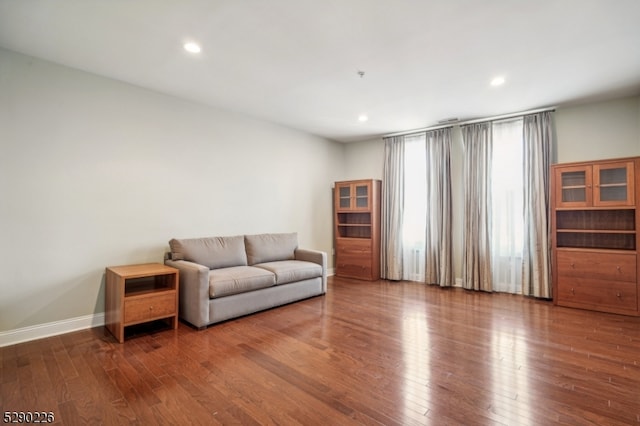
[295, 248, 328, 293]
[165, 259, 210, 328]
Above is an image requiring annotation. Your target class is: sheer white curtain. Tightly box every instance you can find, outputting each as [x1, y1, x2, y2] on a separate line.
[401, 134, 427, 281]
[491, 119, 524, 293]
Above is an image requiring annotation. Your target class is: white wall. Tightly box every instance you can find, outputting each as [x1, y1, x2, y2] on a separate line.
[0, 48, 345, 332]
[342, 138, 384, 181]
[343, 95, 640, 283]
[555, 96, 640, 163]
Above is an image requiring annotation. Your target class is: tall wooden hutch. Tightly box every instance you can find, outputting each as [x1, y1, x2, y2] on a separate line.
[334, 179, 381, 280]
[551, 157, 640, 316]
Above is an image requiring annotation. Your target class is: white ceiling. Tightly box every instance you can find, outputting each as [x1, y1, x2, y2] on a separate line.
[1, 0, 639, 142]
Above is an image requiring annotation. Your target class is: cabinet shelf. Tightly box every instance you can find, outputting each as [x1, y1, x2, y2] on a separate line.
[337, 212, 371, 223]
[556, 233, 636, 250]
[555, 246, 636, 254]
[337, 226, 372, 238]
[600, 183, 627, 188]
[556, 206, 636, 211]
[557, 229, 636, 234]
[556, 209, 635, 232]
[124, 274, 176, 296]
[555, 207, 636, 250]
[125, 287, 177, 299]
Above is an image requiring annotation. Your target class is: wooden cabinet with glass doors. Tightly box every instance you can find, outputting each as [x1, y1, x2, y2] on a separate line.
[334, 179, 381, 280]
[552, 157, 640, 316]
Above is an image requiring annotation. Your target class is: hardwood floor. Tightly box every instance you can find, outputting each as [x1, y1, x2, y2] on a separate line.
[2, 276, 640, 425]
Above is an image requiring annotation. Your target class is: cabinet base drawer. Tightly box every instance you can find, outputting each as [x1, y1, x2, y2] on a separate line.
[337, 239, 372, 255]
[124, 292, 177, 325]
[556, 277, 638, 314]
[336, 261, 374, 280]
[557, 251, 636, 282]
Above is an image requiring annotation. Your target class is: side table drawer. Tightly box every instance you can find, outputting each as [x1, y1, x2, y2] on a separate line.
[124, 292, 176, 325]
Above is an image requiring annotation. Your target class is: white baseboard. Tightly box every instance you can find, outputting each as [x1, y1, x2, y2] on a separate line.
[0, 313, 105, 348]
[2, 270, 338, 348]
[0, 272, 447, 347]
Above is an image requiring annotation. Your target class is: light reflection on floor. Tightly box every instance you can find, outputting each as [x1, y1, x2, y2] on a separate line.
[402, 298, 432, 423]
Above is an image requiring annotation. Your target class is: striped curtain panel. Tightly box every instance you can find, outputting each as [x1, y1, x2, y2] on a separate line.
[424, 128, 454, 286]
[381, 136, 405, 280]
[522, 111, 553, 298]
[461, 123, 494, 291]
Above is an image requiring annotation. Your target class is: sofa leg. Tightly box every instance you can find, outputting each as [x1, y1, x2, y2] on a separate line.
[178, 318, 208, 331]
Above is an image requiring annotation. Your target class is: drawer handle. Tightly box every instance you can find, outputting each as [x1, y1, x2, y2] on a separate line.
[617, 292, 622, 298]
[570, 263, 575, 268]
[616, 266, 622, 272]
[149, 306, 154, 311]
[570, 288, 575, 295]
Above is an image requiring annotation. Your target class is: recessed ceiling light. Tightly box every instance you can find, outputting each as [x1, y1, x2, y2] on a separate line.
[358, 114, 368, 122]
[183, 42, 202, 54]
[490, 76, 505, 86]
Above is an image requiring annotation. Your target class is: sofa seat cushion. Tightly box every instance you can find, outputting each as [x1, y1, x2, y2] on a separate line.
[254, 260, 322, 285]
[209, 266, 275, 299]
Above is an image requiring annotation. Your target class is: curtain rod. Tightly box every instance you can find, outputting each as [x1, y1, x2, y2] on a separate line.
[382, 105, 556, 138]
[383, 123, 453, 138]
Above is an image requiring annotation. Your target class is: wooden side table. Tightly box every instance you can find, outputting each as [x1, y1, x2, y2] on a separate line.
[105, 263, 179, 343]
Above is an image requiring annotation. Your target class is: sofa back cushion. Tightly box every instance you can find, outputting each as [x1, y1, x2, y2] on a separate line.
[245, 233, 298, 265]
[169, 235, 247, 269]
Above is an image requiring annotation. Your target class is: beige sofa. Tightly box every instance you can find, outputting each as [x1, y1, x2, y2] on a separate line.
[164, 232, 327, 329]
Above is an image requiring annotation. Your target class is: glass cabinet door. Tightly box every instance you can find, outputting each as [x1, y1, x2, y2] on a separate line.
[354, 183, 370, 209]
[338, 185, 351, 209]
[594, 161, 634, 206]
[555, 166, 593, 207]
[336, 181, 371, 210]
